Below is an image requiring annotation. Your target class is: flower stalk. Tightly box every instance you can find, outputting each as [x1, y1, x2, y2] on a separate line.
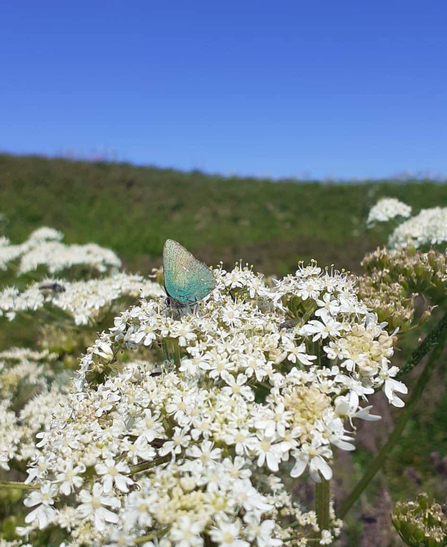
[315, 479, 331, 540]
[0, 480, 39, 490]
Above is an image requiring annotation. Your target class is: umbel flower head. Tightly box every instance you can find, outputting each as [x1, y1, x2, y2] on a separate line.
[366, 197, 447, 251]
[367, 197, 412, 226]
[20, 262, 402, 546]
[359, 246, 447, 331]
[0, 226, 121, 275]
[389, 207, 447, 250]
[392, 493, 447, 547]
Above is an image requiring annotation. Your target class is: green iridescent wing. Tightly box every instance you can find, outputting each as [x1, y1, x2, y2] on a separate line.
[163, 239, 216, 305]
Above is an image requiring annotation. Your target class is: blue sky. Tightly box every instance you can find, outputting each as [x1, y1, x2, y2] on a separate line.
[1, 1, 446, 179]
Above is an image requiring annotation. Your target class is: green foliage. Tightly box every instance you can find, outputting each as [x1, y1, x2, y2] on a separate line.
[2, 153, 447, 276]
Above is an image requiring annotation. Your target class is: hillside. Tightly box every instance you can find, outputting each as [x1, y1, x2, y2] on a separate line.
[2, 153, 447, 276]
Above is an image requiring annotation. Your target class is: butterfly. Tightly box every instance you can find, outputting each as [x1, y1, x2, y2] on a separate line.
[163, 239, 216, 310]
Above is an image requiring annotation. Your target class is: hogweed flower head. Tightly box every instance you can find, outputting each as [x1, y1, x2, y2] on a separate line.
[392, 493, 447, 547]
[389, 207, 447, 250]
[0, 273, 164, 324]
[367, 198, 412, 226]
[0, 226, 121, 274]
[14, 261, 403, 545]
[358, 246, 447, 332]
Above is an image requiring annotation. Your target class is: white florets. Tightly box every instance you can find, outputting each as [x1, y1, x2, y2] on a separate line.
[17, 263, 402, 546]
[0, 227, 121, 274]
[367, 198, 412, 226]
[388, 206, 447, 249]
[0, 273, 164, 324]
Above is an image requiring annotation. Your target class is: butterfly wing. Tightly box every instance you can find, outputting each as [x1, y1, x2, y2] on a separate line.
[163, 239, 216, 305]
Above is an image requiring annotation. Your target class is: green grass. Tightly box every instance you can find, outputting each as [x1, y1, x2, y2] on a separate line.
[3, 153, 447, 276]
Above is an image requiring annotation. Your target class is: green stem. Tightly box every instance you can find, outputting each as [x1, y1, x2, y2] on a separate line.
[134, 528, 168, 544]
[0, 480, 39, 490]
[163, 338, 181, 367]
[397, 310, 447, 379]
[129, 455, 170, 475]
[338, 329, 447, 519]
[315, 479, 331, 537]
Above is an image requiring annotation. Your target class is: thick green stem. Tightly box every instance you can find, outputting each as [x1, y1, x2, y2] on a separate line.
[315, 479, 331, 537]
[0, 480, 39, 490]
[338, 330, 447, 519]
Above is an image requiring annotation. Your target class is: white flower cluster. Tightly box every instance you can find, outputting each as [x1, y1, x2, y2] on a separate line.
[0, 348, 67, 470]
[0, 273, 164, 325]
[20, 264, 404, 546]
[0, 227, 121, 274]
[388, 207, 447, 249]
[0, 541, 32, 547]
[366, 198, 412, 226]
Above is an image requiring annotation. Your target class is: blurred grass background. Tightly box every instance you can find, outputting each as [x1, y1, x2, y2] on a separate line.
[1, 153, 447, 545]
[3, 153, 447, 276]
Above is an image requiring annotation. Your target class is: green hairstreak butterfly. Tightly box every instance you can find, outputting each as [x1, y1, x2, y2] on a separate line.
[163, 239, 216, 309]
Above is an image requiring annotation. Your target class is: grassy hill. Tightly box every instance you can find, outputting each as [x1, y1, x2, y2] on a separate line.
[2, 153, 447, 276]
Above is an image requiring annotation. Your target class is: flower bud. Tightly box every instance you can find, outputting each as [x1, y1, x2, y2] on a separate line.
[392, 493, 447, 547]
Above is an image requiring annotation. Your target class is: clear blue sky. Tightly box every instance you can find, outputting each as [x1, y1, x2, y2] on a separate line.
[1, 1, 446, 179]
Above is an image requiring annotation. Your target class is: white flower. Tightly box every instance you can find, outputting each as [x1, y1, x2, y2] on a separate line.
[94, 389, 120, 417]
[299, 310, 344, 341]
[315, 293, 341, 317]
[133, 409, 165, 442]
[77, 483, 120, 532]
[232, 479, 272, 512]
[123, 491, 155, 528]
[95, 458, 134, 493]
[56, 462, 86, 495]
[222, 456, 252, 479]
[186, 440, 222, 464]
[170, 322, 197, 346]
[381, 365, 408, 407]
[222, 303, 243, 326]
[291, 438, 333, 482]
[255, 404, 292, 438]
[24, 483, 58, 529]
[133, 323, 157, 346]
[255, 434, 284, 472]
[319, 416, 355, 451]
[170, 515, 204, 547]
[282, 336, 317, 366]
[0, 451, 10, 470]
[246, 519, 282, 547]
[319, 529, 334, 545]
[93, 341, 115, 362]
[210, 521, 249, 547]
[223, 428, 259, 456]
[334, 392, 381, 423]
[159, 426, 191, 457]
[221, 372, 254, 401]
